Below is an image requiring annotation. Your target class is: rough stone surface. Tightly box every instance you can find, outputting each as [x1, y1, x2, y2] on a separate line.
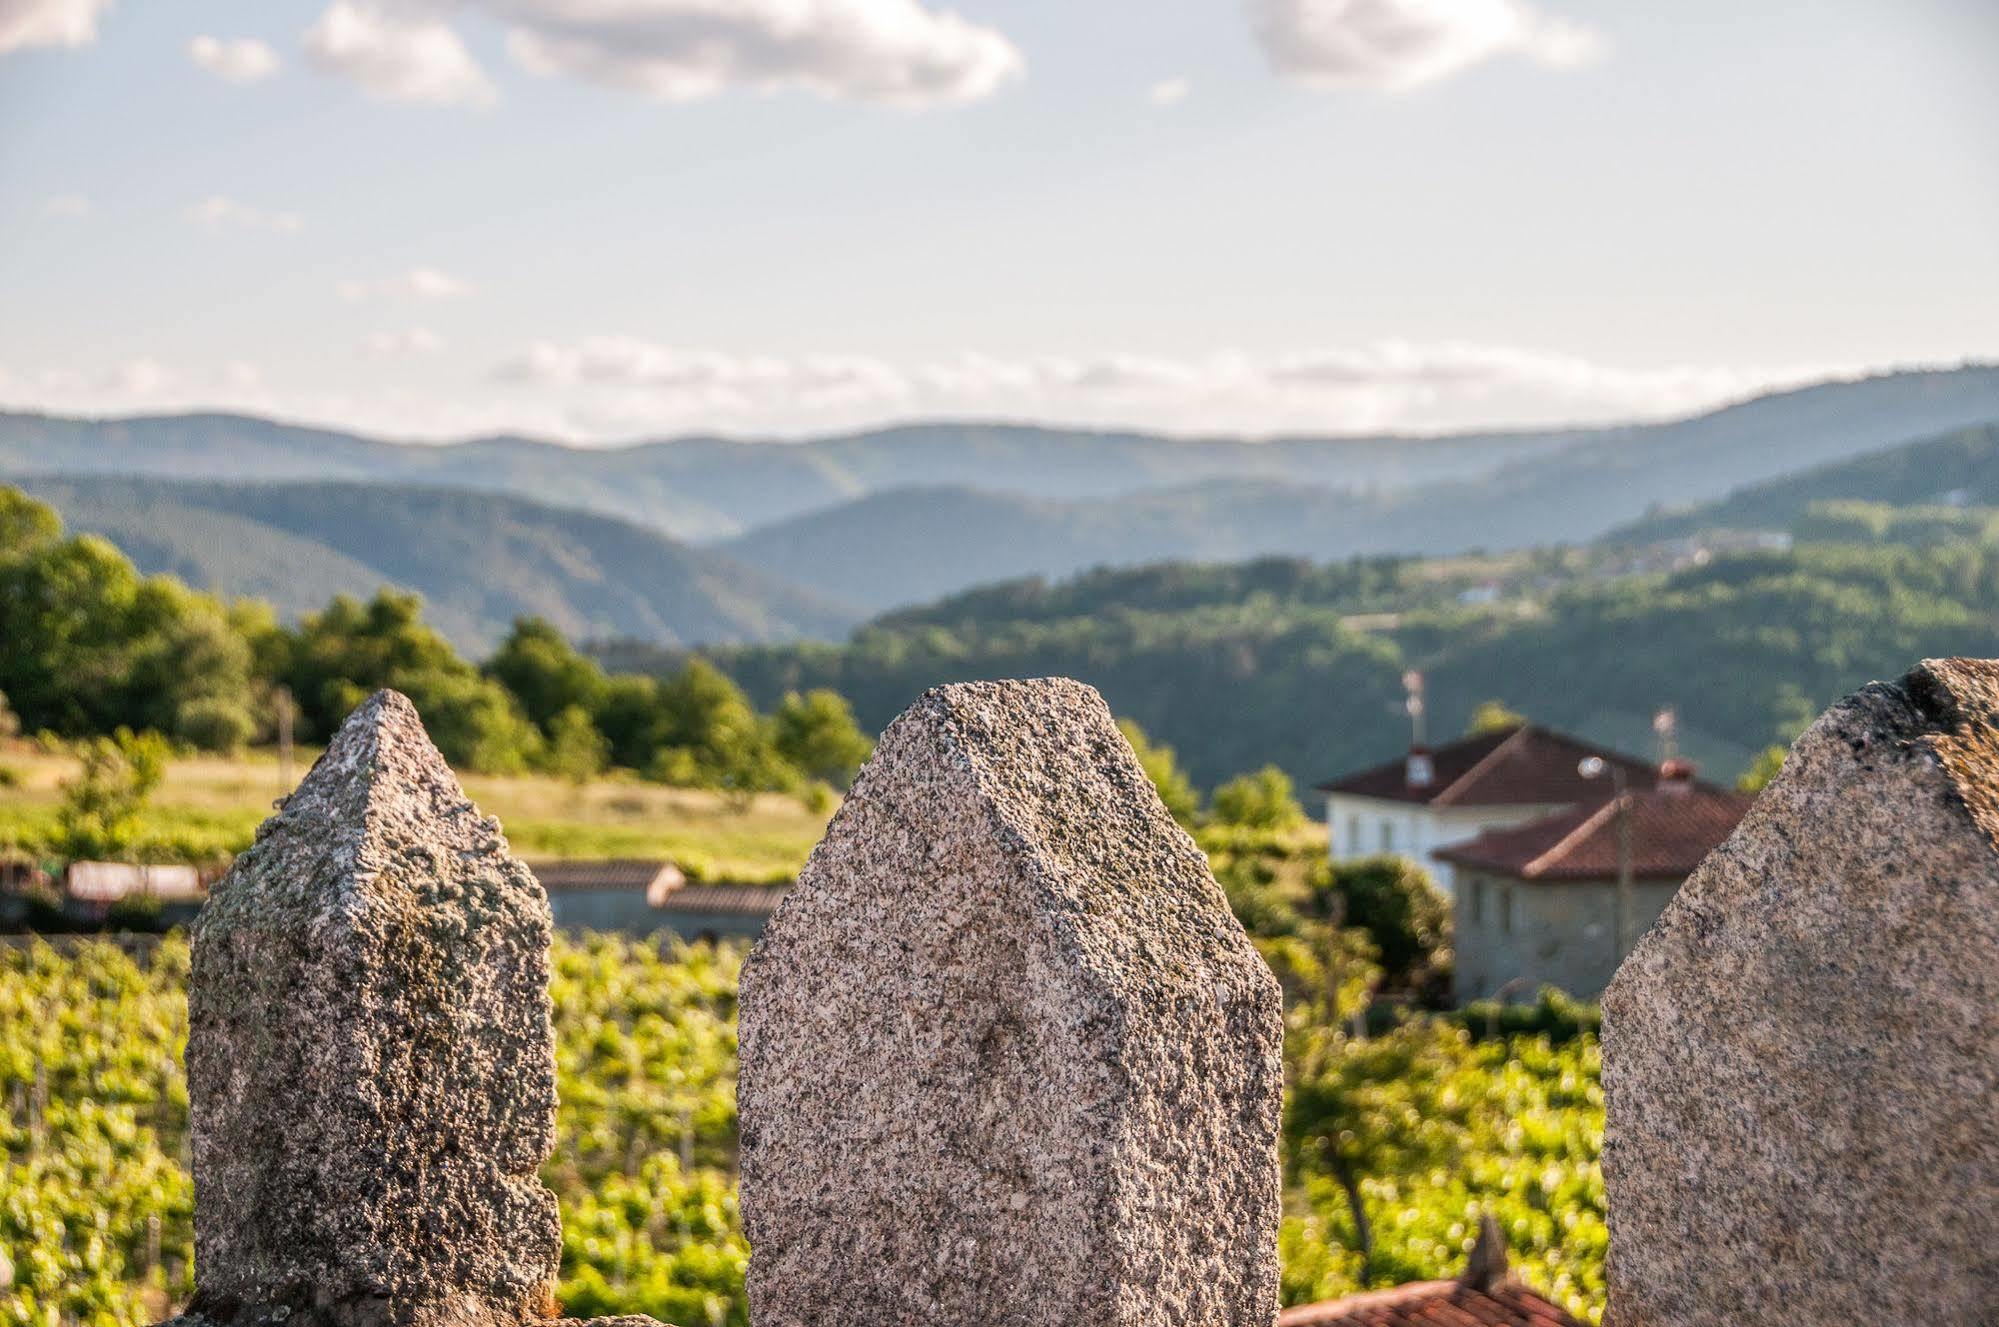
[738, 678, 1285, 1327]
[184, 690, 562, 1327]
[1602, 658, 1999, 1326]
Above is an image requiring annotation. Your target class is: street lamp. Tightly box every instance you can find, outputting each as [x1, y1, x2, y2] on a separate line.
[1579, 756, 1635, 968]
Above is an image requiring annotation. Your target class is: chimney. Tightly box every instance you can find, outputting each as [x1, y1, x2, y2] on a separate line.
[1405, 746, 1435, 789]
[1458, 1212, 1510, 1292]
[1658, 756, 1695, 794]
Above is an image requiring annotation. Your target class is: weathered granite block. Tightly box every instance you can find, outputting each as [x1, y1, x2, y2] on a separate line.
[1603, 658, 1999, 1325]
[738, 679, 1285, 1327]
[180, 691, 563, 1327]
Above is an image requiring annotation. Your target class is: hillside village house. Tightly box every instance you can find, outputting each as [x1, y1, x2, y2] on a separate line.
[528, 858, 786, 943]
[1437, 759, 1751, 1001]
[1315, 724, 1660, 898]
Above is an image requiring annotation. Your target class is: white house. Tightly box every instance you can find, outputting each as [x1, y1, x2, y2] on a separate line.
[1435, 761, 1751, 1000]
[1313, 724, 1659, 899]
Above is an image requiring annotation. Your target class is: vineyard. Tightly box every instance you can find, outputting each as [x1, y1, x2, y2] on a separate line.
[1, 935, 1606, 1327]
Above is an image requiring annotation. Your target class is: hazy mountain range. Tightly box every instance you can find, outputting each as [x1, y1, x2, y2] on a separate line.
[10, 477, 853, 653]
[5, 363, 1998, 645]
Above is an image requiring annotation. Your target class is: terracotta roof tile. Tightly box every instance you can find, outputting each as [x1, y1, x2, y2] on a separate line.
[657, 883, 787, 917]
[525, 859, 680, 894]
[1434, 780, 1751, 881]
[1315, 726, 1658, 807]
[1277, 1280, 1586, 1327]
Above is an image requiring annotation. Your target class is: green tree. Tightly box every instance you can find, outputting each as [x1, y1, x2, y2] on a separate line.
[52, 729, 171, 861]
[648, 660, 794, 798]
[1737, 744, 1787, 793]
[1118, 718, 1201, 827]
[1466, 699, 1525, 734]
[488, 617, 609, 731]
[0, 492, 256, 751]
[543, 704, 610, 783]
[1210, 765, 1306, 831]
[1309, 856, 1451, 995]
[282, 590, 541, 773]
[772, 689, 873, 790]
[1285, 1022, 1482, 1279]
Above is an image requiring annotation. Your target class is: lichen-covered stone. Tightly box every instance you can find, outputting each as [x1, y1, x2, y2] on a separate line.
[738, 679, 1284, 1327]
[185, 691, 561, 1327]
[1603, 658, 1999, 1326]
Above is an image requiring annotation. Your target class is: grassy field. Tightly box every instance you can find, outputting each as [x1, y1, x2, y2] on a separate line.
[0, 743, 833, 882]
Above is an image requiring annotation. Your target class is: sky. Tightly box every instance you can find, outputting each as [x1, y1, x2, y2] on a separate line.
[1, 0, 1995, 443]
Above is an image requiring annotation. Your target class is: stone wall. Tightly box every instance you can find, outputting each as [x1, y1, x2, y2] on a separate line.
[159, 667, 1997, 1327]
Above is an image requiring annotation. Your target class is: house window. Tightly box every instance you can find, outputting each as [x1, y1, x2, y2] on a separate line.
[1501, 886, 1515, 935]
[1346, 814, 1361, 855]
[1470, 879, 1484, 924]
[1379, 821, 1395, 853]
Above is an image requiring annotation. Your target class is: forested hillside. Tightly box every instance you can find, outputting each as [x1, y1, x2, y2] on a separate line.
[16, 477, 856, 651]
[6, 367, 1997, 563]
[1609, 422, 1999, 544]
[612, 541, 1999, 790]
[716, 368, 1999, 611]
[0, 412, 1582, 542]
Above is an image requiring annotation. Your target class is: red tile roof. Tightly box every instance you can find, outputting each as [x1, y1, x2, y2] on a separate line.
[657, 883, 787, 917]
[1277, 1279, 1584, 1327]
[1434, 780, 1751, 881]
[1279, 1217, 1584, 1327]
[526, 859, 682, 897]
[1315, 725, 1659, 807]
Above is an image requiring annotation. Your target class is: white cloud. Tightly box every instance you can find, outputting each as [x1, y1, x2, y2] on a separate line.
[305, 1, 497, 107]
[43, 192, 91, 217]
[0, 0, 113, 55]
[189, 34, 282, 83]
[1247, 0, 1605, 92]
[363, 327, 446, 357]
[338, 267, 473, 302]
[1148, 77, 1190, 106]
[302, 0, 1022, 108]
[185, 196, 304, 233]
[495, 337, 910, 409]
[489, 336, 1832, 436]
[2, 343, 1863, 444]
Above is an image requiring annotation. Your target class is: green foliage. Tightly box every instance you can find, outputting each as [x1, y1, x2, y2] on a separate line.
[1736, 744, 1787, 794]
[648, 661, 794, 799]
[542, 705, 611, 784]
[489, 619, 610, 731]
[17, 475, 853, 655]
[1206, 835, 1449, 999]
[281, 590, 545, 774]
[0, 689, 19, 741]
[1210, 766, 1306, 831]
[53, 731, 172, 862]
[1454, 987, 1600, 1043]
[0, 497, 257, 753]
[771, 690, 873, 790]
[1466, 700, 1524, 734]
[1117, 718, 1201, 827]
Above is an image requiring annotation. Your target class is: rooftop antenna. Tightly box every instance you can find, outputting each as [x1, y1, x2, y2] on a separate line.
[1402, 670, 1427, 748]
[1402, 671, 1434, 788]
[1653, 707, 1679, 766]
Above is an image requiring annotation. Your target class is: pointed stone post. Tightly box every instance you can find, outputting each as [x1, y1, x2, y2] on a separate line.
[1603, 658, 1999, 1325]
[738, 679, 1285, 1327]
[172, 691, 654, 1327]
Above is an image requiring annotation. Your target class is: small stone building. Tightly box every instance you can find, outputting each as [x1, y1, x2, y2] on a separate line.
[1316, 724, 1659, 898]
[528, 858, 684, 932]
[529, 858, 784, 942]
[1437, 762, 1750, 1001]
[653, 882, 785, 944]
